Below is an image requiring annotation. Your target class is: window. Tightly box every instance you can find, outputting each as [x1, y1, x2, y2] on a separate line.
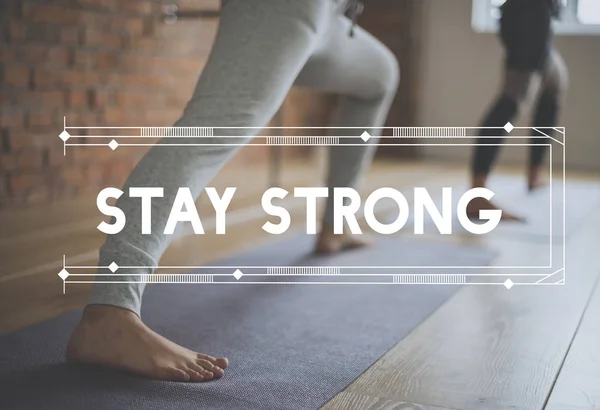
[578, 0, 600, 24]
[472, 0, 600, 35]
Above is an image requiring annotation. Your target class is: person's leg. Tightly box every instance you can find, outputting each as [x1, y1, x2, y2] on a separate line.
[467, 67, 539, 220]
[67, 0, 332, 382]
[292, 12, 400, 253]
[468, 3, 552, 219]
[471, 68, 538, 188]
[528, 48, 569, 191]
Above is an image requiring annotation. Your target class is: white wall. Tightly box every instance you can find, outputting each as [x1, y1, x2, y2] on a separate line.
[417, 0, 600, 172]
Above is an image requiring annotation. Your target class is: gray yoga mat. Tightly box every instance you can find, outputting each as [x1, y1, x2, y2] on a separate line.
[0, 234, 495, 410]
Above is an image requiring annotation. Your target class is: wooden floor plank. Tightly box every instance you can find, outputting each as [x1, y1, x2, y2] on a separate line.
[331, 207, 600, 410]
[544, 273, 600, 410]
[322, 391, 455, 410]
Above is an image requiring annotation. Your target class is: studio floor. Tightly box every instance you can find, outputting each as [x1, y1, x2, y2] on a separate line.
[1, 158, 600, 410]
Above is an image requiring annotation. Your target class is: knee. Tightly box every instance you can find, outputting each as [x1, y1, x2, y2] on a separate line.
[371, 46, 401, 101]
[543, 70, 569, 105]
[544, 52, 570, 103]
[503, 83, 533, 107]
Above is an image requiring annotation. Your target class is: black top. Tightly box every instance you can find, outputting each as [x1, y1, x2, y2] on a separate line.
[499, 0, 560, 71]
[501, 0, 564, 19]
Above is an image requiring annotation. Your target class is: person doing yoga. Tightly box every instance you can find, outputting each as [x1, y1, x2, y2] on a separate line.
[467, 0, 569, 220]
[66, 0, 399, 382]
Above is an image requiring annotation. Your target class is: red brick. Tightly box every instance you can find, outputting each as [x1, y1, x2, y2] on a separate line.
[67, 111, 104, 127]
[86, 163, 106, 184]
[15, 90, 67, 108]
[105, 107, 179, 127]
[124, 18, 145, 35]
[15, 45, 46, 62]
[60, 27, 81, 45]
[17, 149, 44, 170]
[88, 89, 109, 108]
[4, 131, 46, 150]
[8, 173, 43, 195]
[75, 0, 119, 11]
[1, 129, 10, 153]
[119, 54, 146, 71]
[27, 111, 59, 129]
[33, 67, 104, 88]
[0, 175, 10, 205]
[171, 58, 203, 76]
[26, 184, 51, 204]
[104, 108, 125, 125]
[2, 65, 31, 87]
[0, 90, 12, 105]
[21, 3, 82, 26]
[121, 73, 165, 88]
[14, 45, 70, 67]
[62, 166, 86, 184]
[0, 46, 14, 62]
[82, 27, 124, 49]
[71, 147, 98, 164]
[0, 112, 25, 129]
[7, 21, 26, 41]
[47, 47, 71, 67]
[121, 1, 153, 15]
[115, 91, 153, 106]
[0, 155, 18, 172]
[48, 146, 68, 167]
[73, 50, 121, 70]
[8, 20, 62, 43]
[67, 90, 89, 108]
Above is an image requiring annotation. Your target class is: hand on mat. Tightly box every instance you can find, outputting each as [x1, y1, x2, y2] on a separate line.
[66, 305, 228, 382]
[314, 227, 373, 255]
[466, 196, 525, 223]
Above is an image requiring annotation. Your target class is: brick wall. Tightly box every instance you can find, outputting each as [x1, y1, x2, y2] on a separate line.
[0, 0, 262, 208]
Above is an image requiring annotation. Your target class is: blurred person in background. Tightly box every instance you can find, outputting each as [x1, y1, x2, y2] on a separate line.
[467, 0, 569, 220]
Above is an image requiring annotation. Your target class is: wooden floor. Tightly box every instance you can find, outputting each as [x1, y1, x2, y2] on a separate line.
[1, 158, 600, 410]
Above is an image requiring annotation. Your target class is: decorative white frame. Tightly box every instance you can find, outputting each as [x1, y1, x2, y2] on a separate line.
[58, 118, 567, 291]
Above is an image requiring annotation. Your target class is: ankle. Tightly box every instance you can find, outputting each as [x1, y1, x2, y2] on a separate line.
[318, 223, 338, 236]
[528, 165, 542, 178]
[472, 174, 488, 189]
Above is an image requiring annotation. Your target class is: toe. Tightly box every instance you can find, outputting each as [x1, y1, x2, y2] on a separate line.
[197, 353, 217, 366]
[162, 367, 191, 382]
[184, 367, 205, 382]
[215, 357, 229, 369]
[197, 358, 224, 377]
[197, 353, 228, 369]
[189, 362, 215, 380]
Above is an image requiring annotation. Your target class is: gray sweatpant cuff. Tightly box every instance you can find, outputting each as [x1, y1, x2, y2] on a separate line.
[87, 241, 157, 318]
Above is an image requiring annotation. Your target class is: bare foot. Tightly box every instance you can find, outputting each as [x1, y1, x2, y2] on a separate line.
[314, 227, 372, 255]
[528, 167, 548, 192]
[66, 305, 228, 382]
[466, 196, 524, 222]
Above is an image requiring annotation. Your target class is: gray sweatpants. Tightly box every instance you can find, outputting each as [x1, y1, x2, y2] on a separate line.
[88, 0, 400, 316]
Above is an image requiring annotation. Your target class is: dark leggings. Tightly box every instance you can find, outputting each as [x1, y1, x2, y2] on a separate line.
[472, 3, 568, 177]
[472, 49, 568, 176]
